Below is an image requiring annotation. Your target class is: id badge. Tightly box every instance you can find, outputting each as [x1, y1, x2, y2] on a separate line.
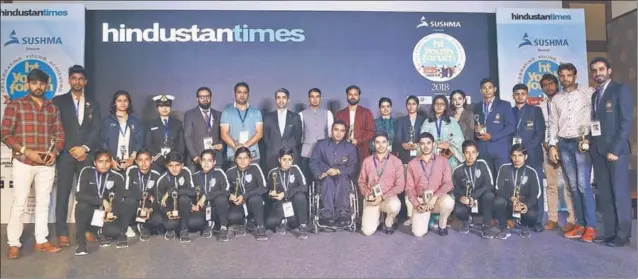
[239, 131, 249, 144]
[512, 212, 521, 219]
[161, 147, 171, 155]
[512, 137, 522, 145]
[91, 209, 105, 227]
[471, 201, 479, 214]
[410, 149, 417, 156]
[139, 208, 147, 217]
[590, 121, 601, 137]
[282, 201, 294, 218]
[203, 137, 214, 149]
[544, 126, 550, 142]
[372, 184, 383, 197]
[205, 205, 212, 221]
[171, 210, 179, 218]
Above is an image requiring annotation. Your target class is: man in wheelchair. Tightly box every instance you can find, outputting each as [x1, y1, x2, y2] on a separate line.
[310, 120, 358, 227]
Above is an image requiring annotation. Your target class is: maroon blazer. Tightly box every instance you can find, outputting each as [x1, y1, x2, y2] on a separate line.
[335, 105, 376, 161]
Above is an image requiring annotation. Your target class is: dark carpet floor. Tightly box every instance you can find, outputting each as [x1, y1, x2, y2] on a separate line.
[1, 218, 636, 278]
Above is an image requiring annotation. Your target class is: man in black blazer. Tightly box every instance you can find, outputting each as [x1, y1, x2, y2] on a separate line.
[52, 65, 102, 246]
[184, 87, 224, 170]
[145, 94, 185, 173]
[263, 88, 302, 172]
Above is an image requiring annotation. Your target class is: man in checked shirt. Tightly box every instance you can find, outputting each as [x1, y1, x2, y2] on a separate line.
[2, 69, 65, 259]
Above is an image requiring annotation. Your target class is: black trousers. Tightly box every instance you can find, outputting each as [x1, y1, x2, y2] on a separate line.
[228, 195, 265, 226]
[56, 153, 92, 236]
[265, 192, 308, 229]
[74, 198, 135, 245]
[454, 191, 495, 224]
[493, 196, 537, 228]
[161, 195, 201, 232]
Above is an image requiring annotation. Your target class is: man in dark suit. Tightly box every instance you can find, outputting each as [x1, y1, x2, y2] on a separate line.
[512, 83, 546, 232]
[145, 94, 185, 173]
[52, 65, 102, 247]
[473, 78, 515, 181]
[589, 57, 634, 247]
[184, 87, 224, 170]
[263, 88, 302, 172]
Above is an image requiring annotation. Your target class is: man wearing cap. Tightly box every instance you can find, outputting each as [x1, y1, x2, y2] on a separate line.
[145, 94, 185, 173]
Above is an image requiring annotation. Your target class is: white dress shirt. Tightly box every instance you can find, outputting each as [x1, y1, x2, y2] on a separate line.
[548, 85, 595, 146]
[72, 93, 85, 126]
[277, 109, 287, 136]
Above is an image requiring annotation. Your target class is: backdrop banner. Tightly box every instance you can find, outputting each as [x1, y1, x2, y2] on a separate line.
[0, 3, 85, 224]
[496, 8, 587, 105]
[88, 10, 497, 121]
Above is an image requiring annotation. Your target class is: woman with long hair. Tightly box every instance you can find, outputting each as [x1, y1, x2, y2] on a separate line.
[100, 90, 144, 172]
[449, 89, 475, 140]
[420, 95, 465, 170]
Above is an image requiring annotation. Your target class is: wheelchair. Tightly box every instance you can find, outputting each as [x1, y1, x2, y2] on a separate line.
[308, 179, 360, 233]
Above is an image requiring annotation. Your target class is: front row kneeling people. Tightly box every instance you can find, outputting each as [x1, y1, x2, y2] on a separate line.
[192, 149, 231, 242]
[125, 148, 162, 241]
[157, 152, 198, 243]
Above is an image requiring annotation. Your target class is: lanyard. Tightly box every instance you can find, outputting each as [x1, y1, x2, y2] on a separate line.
[203, 109, 213, 134]
[278, 170, 289, 191]
[236, 108, 249, 127]
[95, 170, 109, 199]
[137, 171, 150, 192]
[463, 164, 476, 191]
[237, 171, 246, 193]
[435, 118, 443, 139]
[511, 168, 527, 190]
[200, 172, 212, 195]
[373, 153, 390, 179]
[168, 175, 179, 188]
[163, 117, 170, 143]
[420, 157, 436, 181]
[483, 101, 493, 124]
[515, 106, 526, 135]
[118, 121, 129, 138]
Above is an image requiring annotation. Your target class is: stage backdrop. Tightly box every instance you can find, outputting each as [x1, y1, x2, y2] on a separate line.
[0, 3, 86, 224]
[496, 8, 587, 105]
[87, 10, 498, 122]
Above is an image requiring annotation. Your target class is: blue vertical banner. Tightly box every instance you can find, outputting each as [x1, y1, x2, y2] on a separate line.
[496, 8, 587, 105]
[0, 4, 85, 224]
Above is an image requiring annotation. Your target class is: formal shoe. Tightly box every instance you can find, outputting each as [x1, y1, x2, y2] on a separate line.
[179, 229, 191, 243]
[276, 224, 286, 235]
[580, 227, 597, 243]
[164, 230, 176, 241]
[297, 224, 309, 240]
[520, 226, 532, 238]
[544, 220, 558, 230]
[57, 236, 70, 247]
[98, 234, 111, 247]
[34, 242, 62, 253]
[218, 226, 230, 242]
[116, 235, 128, 248]
[563, 225, 584, 239]
[202, 225, 213, 239]
[74, 244, 88, 256]
[607, 238, 630, 247]
[438, 228, 448, 236]
[459, 221, 470, 234]
[85, 232, 97, 243]
[384, 224, 395, 235]
[496, 228, 511, 240]
[561, 222, 576, 233]
[255, 225, 268, 241]
[7, 246, 19, 259]
[337, 216, 351, 227]
[532, 225, 544, 233]
[593, 235, 615, 244]
[139, 226, 151, 242]
[481, 226, 494, 239]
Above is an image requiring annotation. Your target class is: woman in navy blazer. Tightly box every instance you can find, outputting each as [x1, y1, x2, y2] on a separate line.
[100, 90, 144, 172]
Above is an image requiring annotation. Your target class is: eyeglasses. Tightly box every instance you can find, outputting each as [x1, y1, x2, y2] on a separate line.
[198, 96, 211, 100]
[433, 102, 446, 107]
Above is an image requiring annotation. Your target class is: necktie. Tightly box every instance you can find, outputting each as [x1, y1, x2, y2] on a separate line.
[594, 86, 603, 119]
[163, 119, 168, 126]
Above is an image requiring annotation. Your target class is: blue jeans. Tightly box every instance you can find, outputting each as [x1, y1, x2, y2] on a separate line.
[558, 139, 596, 227]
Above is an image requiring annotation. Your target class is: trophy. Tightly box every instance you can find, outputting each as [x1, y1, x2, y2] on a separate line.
[347, 124, 355, 142]
[136, 191, 153, 222]
[578, 126, 589, 152]
[409, 125, 415, 143]
[195, 186, 201, 204]
[232, 175, 242, 204]
[168, 190, 180, 220]
[474, 114, 485, 135]
[270, 172, 278, 197]
[104, 192, 118, 222]
[511, 186, 528, 215]
[40, 137, 58, 162]
[465, 182, 474, 207]
[119, 145, 127, 165]
[438, 133, 453, 158]
[421, 190, 434, 207]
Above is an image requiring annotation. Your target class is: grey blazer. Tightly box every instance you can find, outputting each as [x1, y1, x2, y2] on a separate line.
[183, 106, 223, 166]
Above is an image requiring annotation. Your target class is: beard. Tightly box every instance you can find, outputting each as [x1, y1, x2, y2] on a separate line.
[347, 98, 359, 105]
[30, 91, 44, 98]
[198, 102, 211, 109]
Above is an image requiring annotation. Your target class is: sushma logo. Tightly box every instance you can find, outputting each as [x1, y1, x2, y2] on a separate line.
[1, 55, 64, 100]
[518, 55, 560, 105]
[3, 30, 63, 51]
[412, 33, 466, 82]
[518, 33, 568, 50]
[102, 23, 306, 43]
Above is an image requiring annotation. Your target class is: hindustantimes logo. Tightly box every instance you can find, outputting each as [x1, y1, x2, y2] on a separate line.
[102, 23, 306, 43]
[0, 9, 68, 17]
[511, 13, 572, 21]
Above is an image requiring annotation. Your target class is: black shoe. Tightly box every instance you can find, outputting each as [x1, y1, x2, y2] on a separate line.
[481, 226, 494, 239]
[235, 225, 247, 236]
[319, 218, 333, 227]
[496, 228, 511, 240]
[217, 226, 230, 242]
[520, 226, 531, 238]
[607, 238, 630, 247]
[98, 234, 111, 247]
[139, 225, 151, 242]
[275, 224, 286, 235]
[164, 230, 176, 241]
[532, 225, 544, 233]
[255, 225, 268, 241]
[202, 225, 213, 239]
[297, 224, 309, 240]
[179, 229, 191, 243]
[593, 235, 615, 244]
[438, 228, 449, 236]
[75, 244, 88, 256]
[383, 224, 396, 235]
[459, 221, 470, 234]
[337, 216, 351, 227]
[116, 234, 128, 248]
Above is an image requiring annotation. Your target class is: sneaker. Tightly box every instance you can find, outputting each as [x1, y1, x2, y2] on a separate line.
[403, 219, 412, 226]
[202, 225, 213, 239]
[126, 226, 136, 238]
[235, 225, 246, 236]
[217, 226, 230, 242]
[98, 234, 111, 247]
[116, 235, 128, 248]
[74, 244, 88, 256]
[139, 225, 151, 242]
[179, 229, 191, 243]
[459, 221, 470, 234]
[276, 224, 286, 235]
[164, 230, 176, 241]
[255, 225, 268, 241]
[496, 228, 511, 240]
[564, 225, 585, 239]
[481, 226, 494, 239]
[438, 228, 448, 236]
[520, 226, 532, 238]
[297, 224, 309, 240]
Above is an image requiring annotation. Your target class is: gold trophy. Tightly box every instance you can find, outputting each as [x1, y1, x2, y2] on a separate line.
[270, 172, 278, 198]
[474, 114, 485, 135]
[420, 189, 434, 211]
[168, 190, 180, 220]
[347, 124, 355, 142]
[104, 192, 118, 222]
[511, 185, 528, 215]
[439, 133, 453, 158]
[136, 191, 153, 222]
[578, 126, 589, 152]
[194, 186, 201, 210]
[465, 182, 474, 207]
[232, 175, 242, 204]
[366, 179, 377, 202]
[40, 136, 58, 162]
